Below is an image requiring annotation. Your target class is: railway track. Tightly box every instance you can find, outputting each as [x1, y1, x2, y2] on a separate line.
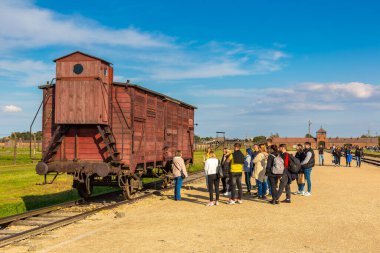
[355, 157, 380, 167]
[0, 171, 204, 248]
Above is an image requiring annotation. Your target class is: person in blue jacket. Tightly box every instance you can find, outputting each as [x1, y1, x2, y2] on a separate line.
[345, 146, 352, 167]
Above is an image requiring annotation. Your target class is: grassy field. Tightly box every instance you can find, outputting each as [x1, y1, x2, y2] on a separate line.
[0, 148, 218, 218]
[364, 150, 380, 157]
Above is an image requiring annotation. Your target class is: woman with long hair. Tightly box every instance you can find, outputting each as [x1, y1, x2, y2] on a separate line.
[204, 151, 220, 206]
[253, 144, 268, 199]
[172, 150, 188, 201]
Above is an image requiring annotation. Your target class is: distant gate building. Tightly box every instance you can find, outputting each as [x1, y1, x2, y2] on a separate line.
[271, 127, 378, 149]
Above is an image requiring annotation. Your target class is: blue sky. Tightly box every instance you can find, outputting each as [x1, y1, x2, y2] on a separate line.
[1, 0, 380, 138]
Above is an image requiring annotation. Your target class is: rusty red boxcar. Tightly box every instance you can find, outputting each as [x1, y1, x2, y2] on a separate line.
[35, 51, 196, 199]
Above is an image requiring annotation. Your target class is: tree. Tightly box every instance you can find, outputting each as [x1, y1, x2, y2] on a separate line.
[305, 133, 314, 138]
[252, 136, 267, 143]
[270, 132, 280, 138]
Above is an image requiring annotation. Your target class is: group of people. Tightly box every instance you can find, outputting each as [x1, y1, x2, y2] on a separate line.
[331, 145, 364, 167]
[173, 139, 315, 206]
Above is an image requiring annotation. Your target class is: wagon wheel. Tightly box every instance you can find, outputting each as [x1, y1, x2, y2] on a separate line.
[122, 177, 141, 200]
[76, 180, 93, 199]
[162, 176, 173, 188]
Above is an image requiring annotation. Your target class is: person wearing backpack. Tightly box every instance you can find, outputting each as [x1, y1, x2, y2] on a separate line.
[228, 143, 245, 204]
[253, 144, 268, 199]
[204, 151, 220, 206]
[243, 148, 254, 194]
[265, 145, 283, 205]
[276, 144, 292, 203]
[300, 142, 315, 196]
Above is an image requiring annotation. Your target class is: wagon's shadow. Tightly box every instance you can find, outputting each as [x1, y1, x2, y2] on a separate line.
[21, 189, 79, 211]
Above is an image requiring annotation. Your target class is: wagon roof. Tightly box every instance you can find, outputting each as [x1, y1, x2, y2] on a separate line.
[53, 51, 112, 65]
[113, 82, 197, 109]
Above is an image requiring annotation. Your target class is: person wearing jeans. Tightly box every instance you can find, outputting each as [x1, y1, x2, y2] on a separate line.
[300, 142, 315, 196]
[253, 144, 268, 199]
[228, 143, 245, 204]
[230, 172, 243, 202]
[318, 144, 324, 166]
[355, 147, 363, 167]
[172, 150, 188, 201]
[303, 168, 312, 193]
[174, 176, 183, 200]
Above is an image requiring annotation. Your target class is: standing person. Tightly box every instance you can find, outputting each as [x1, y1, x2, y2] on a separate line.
[204, 151, 220, 206]
[355, 146, 363, 167]
[277, 144, 291, 203]
[253, 144, 268, 199]
[228, 143, 245, 204]
[203, 147, 211, 189]
[265, 139, 273, 197]
[266, 145, 282, 204]
[318, 144, 325, 166]
[337, 147, 342, 166]
[220, 148, 231, 194]
[300, 142, 315, 196]
[172, 150, 188, 201]
[294, 144, 306, 195]
[251, 144, 259, 190]
[332, 145, 337, 165]
[345, 146, 352, 167]
[243, 148, 254, 194]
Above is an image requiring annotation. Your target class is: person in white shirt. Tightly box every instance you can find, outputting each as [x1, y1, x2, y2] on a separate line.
[204, 151, 220, 206]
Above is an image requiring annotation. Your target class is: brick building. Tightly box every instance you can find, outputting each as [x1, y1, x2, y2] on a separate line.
[272, 127, 378, 149]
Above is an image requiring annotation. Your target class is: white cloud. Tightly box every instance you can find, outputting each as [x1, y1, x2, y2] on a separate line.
[301, 82, 377, 99]
[188, 82, 380, 113]
[0, 59, 54, 86]
[0, 0, 173, 50]
[2, 105, 22, 112]
[0, 1, 288, 82]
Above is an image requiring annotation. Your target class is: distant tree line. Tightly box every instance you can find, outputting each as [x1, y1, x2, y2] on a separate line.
[0, 131, 42, 142]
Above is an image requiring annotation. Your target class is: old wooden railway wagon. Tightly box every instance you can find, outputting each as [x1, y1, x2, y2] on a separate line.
[35, 51, 196, 199]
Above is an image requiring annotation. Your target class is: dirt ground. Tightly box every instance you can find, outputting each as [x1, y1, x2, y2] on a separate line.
[3, 153, 380, 253]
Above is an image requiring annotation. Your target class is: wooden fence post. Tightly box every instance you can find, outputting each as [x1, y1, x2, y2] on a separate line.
[13, 133, 18, 165]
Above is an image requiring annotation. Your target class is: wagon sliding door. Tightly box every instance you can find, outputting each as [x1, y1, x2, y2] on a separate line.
[164, 101, 179, 156]
[131, 91, 146, 169]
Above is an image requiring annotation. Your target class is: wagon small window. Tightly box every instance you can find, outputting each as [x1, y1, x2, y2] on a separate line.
[104, 68, 108, 76]
[73, 64, 83, 74]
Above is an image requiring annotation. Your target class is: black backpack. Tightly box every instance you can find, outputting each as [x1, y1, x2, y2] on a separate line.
[288, 154, 301, 173]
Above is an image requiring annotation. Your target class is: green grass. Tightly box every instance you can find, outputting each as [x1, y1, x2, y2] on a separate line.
[0, 148, 209, 218]
[363, 150, 380, 157]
